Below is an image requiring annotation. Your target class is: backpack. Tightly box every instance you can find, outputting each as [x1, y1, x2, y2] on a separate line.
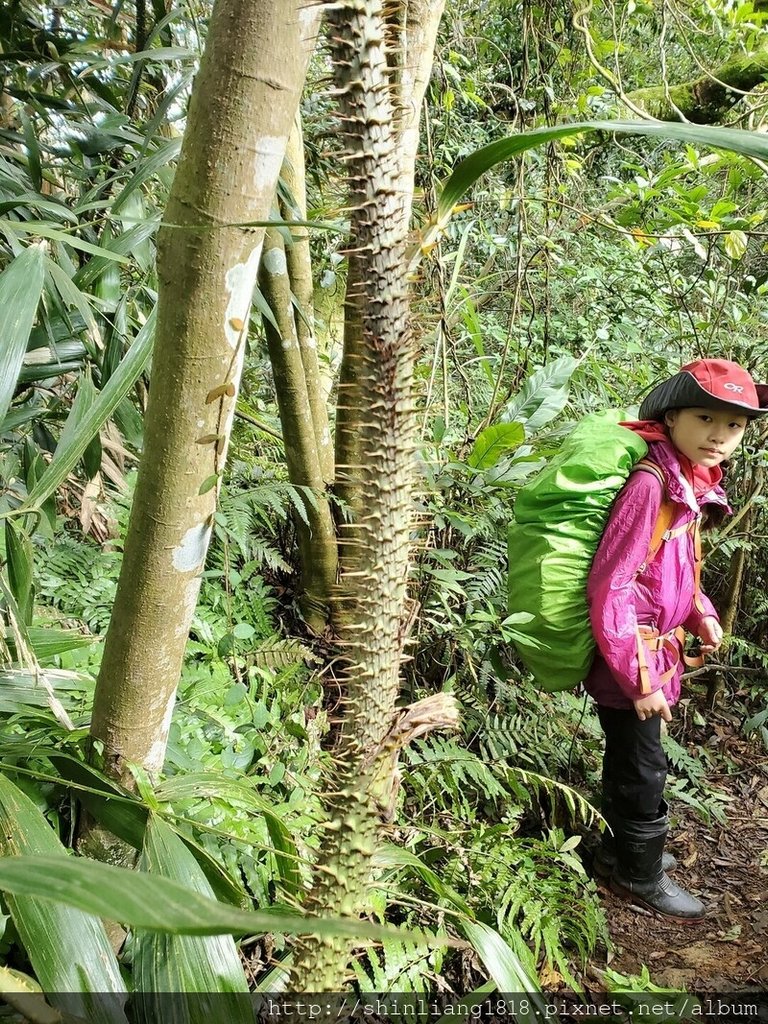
[507, 410, 677, 692]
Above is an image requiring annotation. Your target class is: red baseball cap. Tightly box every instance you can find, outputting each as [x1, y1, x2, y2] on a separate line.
[639, 359, 768, 420]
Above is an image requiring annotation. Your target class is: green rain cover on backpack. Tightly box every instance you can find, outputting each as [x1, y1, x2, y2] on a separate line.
[507, 409, 648, 691]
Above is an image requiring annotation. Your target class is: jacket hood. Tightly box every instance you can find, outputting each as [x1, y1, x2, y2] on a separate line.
[647, 436, 730, 513]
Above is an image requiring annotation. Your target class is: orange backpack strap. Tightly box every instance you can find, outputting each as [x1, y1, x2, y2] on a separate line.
[630, 459, 675, 563]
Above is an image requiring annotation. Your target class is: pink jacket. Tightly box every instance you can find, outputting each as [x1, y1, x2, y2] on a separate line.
[585, 438, 728, 710]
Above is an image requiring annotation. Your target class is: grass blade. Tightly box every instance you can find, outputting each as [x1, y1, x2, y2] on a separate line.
[133, 817, 250, 1024]
[0, 774, 127, 1021]
[436, 120, 768, 229]
[0, 855, 457, 947]
[0, 243, 46, 424]
[17, 308, 155, 512]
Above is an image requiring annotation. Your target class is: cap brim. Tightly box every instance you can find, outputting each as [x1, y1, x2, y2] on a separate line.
[639, 372, 768, 420]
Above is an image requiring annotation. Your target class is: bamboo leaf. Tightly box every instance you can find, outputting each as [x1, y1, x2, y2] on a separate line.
[153, 773, 303, 897]
[468, 423, 525, 469]
[54, 370, 98, 462]
[17, 309, 155, 513]
[47, 758, 248, 907]
[0, 194, 78, 223]
[0, 220, 131, 262]
[0, 775, 127, 1023]
[0, 855, 456, 946]
[0, 243, 46, 425]
[4, 522, 34, 624]
[0, 669, 91, 711]
[133, 817, 250, 1023]
[375, 844, 473, 917]
[4, 626, 99, 661]
[458, 921, 548, 1024]
[436, 120, 768, 229]
[433, 982, 496, 1024]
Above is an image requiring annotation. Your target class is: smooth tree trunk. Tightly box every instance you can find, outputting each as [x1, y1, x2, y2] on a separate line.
[280, 119, 335, 485]
[87, 1, 320, 788]
[258, 227, 337, 630]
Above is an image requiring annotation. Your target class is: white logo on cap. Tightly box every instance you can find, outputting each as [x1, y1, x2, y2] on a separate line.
[724, 382, 744, 393]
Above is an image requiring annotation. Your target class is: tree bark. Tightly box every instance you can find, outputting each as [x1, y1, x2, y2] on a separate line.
[258, 228, 337, 631]
[334, 0, 445, 522]
[628, 51, 768, 123]
[279, 118, 335, 485]
[290, 0, 452, 991]
[87, 1, 319, 788]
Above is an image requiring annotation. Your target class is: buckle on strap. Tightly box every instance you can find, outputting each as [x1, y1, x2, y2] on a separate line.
[636, 625, 704, 690]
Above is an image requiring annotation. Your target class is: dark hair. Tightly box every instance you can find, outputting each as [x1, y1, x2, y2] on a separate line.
[700, 503, 728, 531]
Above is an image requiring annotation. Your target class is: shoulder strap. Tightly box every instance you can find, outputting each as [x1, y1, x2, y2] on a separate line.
[630, 458, 675, 563]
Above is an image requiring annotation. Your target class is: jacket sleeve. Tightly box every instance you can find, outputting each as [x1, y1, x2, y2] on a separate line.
[587, 471, 665, 702]
[682, 594, 718, 636]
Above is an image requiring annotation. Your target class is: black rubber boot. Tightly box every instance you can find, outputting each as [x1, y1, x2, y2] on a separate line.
[594, 793, 676, 879]
[610, 816, 705, 922]
[593, 831, 677, 879]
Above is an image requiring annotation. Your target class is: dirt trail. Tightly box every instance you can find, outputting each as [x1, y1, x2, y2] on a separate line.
[590, 707, 768, 994]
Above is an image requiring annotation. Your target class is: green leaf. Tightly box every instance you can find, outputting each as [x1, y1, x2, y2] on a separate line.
[724, 229, 748, 260]
[0, 244, 46, 425]
[433, 983, 497, 1024]
[0, 775, 127, 1023]
[199, 473, 219, 496]
[153, 771, 301, 898]
[55, 369, 99, 471]
[458, 921, 546, 1024]
[17, 309, 155, 513]
[468, 423, 525, 469]
[375, 844, 473, 917]
[0, 669, 92, 712]
[0, 855, 454, 947]
[47, 758, 246, 907]
[501, 355, 579, 433]
[19, 110, 42, 193]
[0, 220, 131, 262]
[133, 817, 250, 1020]
[436, 121, 768, 229]
[4, 522, 34, 625]
[5, 626, 99, 661]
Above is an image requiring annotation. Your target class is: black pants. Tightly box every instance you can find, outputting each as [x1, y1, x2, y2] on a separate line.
[597, 706, 668, 822]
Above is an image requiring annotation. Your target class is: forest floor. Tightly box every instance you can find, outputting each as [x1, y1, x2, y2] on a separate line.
[583, 698, 768, 998]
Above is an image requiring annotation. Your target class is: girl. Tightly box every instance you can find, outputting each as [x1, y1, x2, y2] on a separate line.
[586, 359, 768, 922]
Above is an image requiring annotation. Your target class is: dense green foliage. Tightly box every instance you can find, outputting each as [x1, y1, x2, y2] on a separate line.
[0, 0, 766, 1000]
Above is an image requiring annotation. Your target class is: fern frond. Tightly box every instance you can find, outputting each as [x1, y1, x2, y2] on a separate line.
[251, 638, 319, 670]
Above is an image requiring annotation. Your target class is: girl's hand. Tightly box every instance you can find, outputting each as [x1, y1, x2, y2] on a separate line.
[698, 615, 723, 654]
[634, 691, 672, 723]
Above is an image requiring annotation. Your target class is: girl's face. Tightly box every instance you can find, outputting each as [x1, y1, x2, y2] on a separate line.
[664, 407, 748, 467]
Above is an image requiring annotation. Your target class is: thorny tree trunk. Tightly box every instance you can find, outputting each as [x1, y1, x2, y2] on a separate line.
[291, 0, 451, 991]
[335, 0, 444, 519]
[86, 1, 320, 791]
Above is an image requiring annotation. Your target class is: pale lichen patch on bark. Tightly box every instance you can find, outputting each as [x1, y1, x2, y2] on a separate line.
[172, 523, 213, 573]
[254, 135, 287, 193]
[224, 241, 264, 348]
[263, 247, 288, 276]
[144, 692, 177, 774]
